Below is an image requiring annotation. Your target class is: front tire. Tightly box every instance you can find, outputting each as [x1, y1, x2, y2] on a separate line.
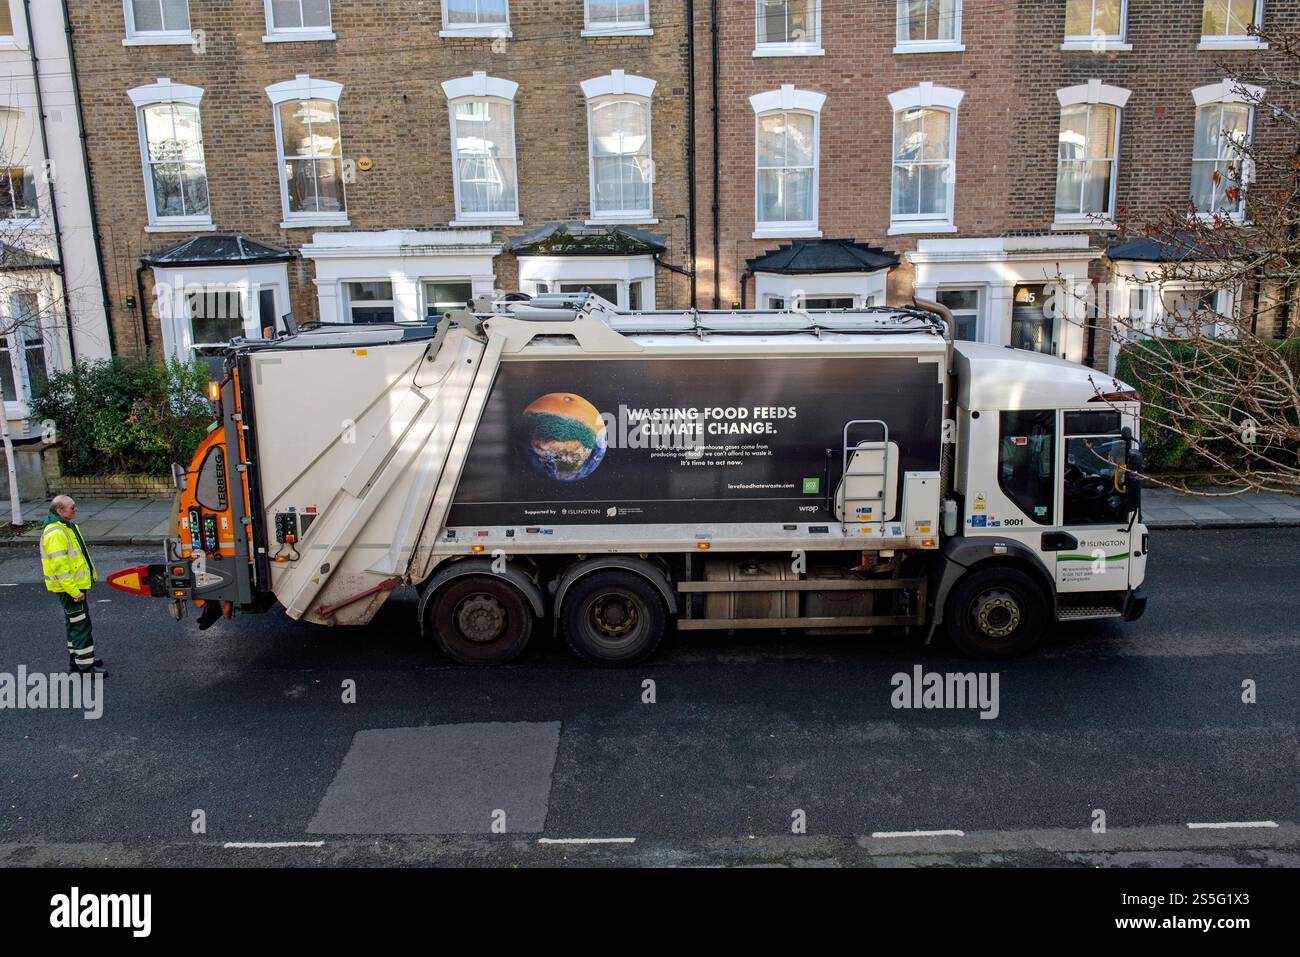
[561, 571, 667, 666]
[944, 566, 1047, 659]
[429, 575, 533, 665]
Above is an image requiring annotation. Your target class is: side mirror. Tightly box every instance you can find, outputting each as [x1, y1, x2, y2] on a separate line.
[170, 462, 188, 492]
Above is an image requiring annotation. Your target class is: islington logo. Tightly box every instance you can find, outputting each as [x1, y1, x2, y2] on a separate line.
[0, 667, 103, 720]
[50, 888, 151, 937]
[890, 665, 1000, 720]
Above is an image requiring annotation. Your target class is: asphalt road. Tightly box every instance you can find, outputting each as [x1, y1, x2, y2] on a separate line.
[0, 529, 1297, 867]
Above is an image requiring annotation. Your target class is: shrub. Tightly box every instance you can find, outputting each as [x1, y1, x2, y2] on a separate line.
[1115, 338, 1300, 474]
[30, 357, 213, 477]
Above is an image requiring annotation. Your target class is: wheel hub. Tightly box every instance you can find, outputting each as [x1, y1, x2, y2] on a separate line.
[456, 594, 507, 643]
[973, 589, 1021, 639]
[590, 593, 638, 638]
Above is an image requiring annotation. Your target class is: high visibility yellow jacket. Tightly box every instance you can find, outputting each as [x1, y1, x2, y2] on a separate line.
[40, 513, 96, 598]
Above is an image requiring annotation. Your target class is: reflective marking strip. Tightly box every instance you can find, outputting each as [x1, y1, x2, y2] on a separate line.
[45, 571, 75, 582]
[44, 549, 70, 558]
[67, 614, 87, 623]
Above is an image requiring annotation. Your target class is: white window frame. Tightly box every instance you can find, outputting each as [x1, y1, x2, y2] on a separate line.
[1156, 284, 1229, 337]
[1, 290, 50, 416]
[1052, 81, 1130, 229]
[1061, 0, 1132, 51]
[582, 71, 656, 224]
[750, 86, 824, 239]
[127, 78, 213, 232]
[752, 0, 824, 58]
[0, 105, 40, 224]
[1198, 0, 1267, 50]
[440, 0, 512, 39]
[894, 0, 964, 55]
[421, 278, 476, 319]
[0, 0, 26, 49]
[123, 0, 194, 46]
[887, 83, 963, 235]
[442, 72, 521, 227]
[342, 280, 398, 323]
[583, 0, 652, 37]
[936, 285, 983, 340]
[266, 74, 349, 229]
[1190, 79, 1262, 221]
[263, 0, 336, 43]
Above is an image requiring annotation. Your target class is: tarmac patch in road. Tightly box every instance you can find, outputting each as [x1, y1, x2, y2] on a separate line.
[307, 722, 561, 835]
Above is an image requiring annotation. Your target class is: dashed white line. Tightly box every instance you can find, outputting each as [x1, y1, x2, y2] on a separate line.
[537, 837, 637, 845]
[870, 829, 966, 839]
[0, 583, 18, 587]
[222, 840, 325, 848]
[1186, 820, 1278, 830]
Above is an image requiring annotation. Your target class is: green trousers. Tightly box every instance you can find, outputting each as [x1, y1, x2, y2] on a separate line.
[57, 592, 95, 671]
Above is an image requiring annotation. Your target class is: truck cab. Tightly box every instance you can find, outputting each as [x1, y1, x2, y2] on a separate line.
[934, 342, 1147, 657]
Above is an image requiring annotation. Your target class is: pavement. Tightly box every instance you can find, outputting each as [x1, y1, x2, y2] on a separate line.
[1, 486, 1297, 546]
[0, 528, 1297, 867]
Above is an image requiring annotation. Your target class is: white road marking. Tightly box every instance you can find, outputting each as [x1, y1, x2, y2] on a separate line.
[1186, 820, 1278, 830]
[537, 837, 637, 845]
[95, 599, 112, 603]
[870, 829, 966, 839]
[222, 840, 325, 848]
[0, 583, 18, 587]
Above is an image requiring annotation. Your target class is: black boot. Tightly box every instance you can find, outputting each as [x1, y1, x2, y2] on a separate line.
[196, 601, 223, 631]
[69, 663, 108, 678]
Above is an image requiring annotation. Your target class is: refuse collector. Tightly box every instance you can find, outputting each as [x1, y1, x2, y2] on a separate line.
[39, 494, 107, 677]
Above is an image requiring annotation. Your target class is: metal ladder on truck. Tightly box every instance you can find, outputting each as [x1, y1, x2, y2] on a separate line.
[839, 419, 890, 534]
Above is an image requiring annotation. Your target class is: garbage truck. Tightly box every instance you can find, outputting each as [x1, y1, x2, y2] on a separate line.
[107, 293, 1148, 663]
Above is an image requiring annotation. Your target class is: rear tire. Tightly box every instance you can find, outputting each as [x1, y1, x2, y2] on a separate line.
[944, 566, 1047, 659]
[429, 575, 533, 665]
[561, 571, 667, 666]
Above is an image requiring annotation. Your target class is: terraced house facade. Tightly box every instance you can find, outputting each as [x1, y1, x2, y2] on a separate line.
[693, 0, 1300, 370]
[66, 0, 693, 359]
[55, 0, 1300, 371]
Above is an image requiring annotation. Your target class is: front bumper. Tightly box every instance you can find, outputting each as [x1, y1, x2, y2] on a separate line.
[1122, 587, 1148, 622]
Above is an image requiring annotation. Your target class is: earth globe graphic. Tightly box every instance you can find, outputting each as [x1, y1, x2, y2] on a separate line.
[522, 392, 608, 481]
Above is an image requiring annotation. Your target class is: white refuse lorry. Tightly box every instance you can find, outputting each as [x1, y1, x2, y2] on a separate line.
[108, 294, 1148, 662]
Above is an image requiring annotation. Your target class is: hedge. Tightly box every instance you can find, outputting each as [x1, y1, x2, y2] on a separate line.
[29, 357, 213, 477]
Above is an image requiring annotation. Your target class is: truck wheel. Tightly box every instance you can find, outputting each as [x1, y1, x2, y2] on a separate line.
[944, 566, 1047, 659]
[561, 571, 667, 666]
[429, 576, 533, 665]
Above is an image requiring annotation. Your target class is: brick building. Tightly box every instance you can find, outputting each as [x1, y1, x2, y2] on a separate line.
[693, 0, 1299, 369]
[66, 0, 692, 360]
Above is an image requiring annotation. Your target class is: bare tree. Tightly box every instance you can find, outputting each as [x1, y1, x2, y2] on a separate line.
[1083, 28, 1300, 495]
